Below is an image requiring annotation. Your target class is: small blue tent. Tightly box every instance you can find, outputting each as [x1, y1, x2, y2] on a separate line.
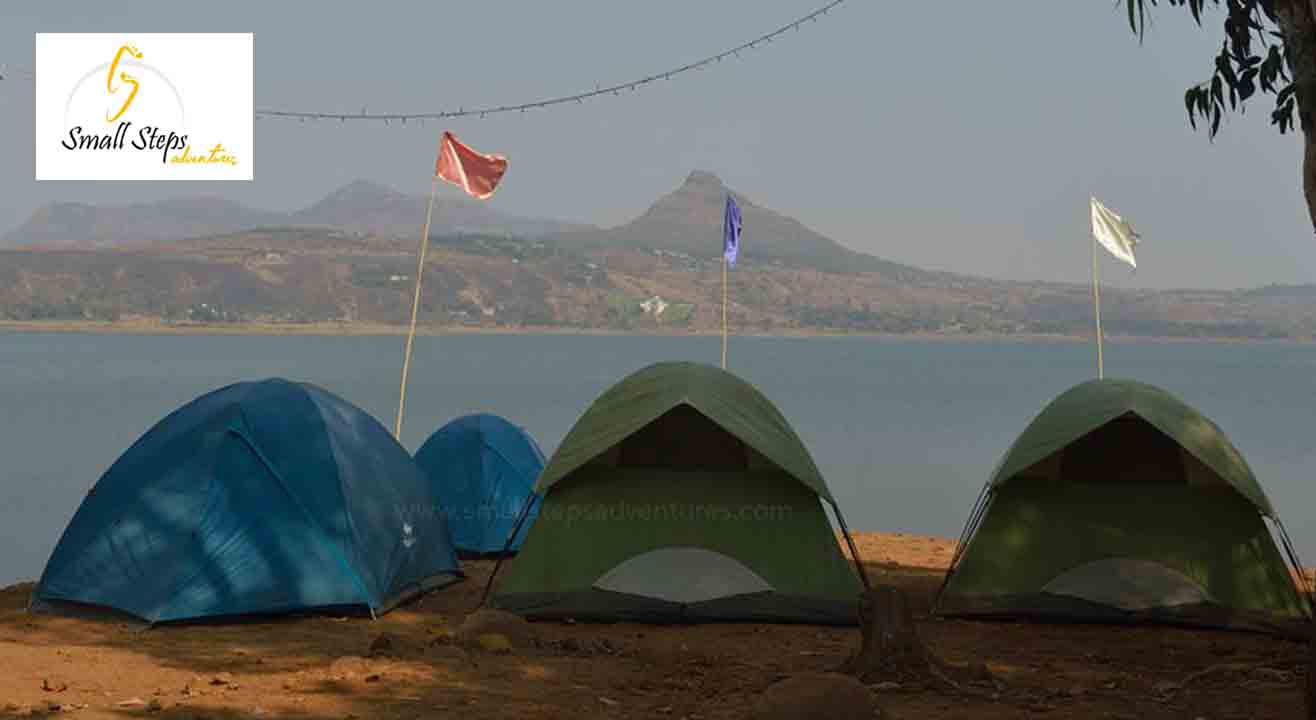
[32, 378, 461, 624]
[414, 414, 545, 556]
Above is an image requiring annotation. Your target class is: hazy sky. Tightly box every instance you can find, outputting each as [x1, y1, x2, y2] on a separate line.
[1, 1, 1313, 290]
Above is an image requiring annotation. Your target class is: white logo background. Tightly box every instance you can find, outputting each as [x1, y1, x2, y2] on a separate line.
[35, 33, 253, 181]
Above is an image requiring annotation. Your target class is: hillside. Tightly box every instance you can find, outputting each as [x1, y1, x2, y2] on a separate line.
[2, 197, 286, 249]
[3, 173, 1316, 339]
[289, 180, 589, 239]
[3, 230, 1314, 338]
[1, 180, 590, 249]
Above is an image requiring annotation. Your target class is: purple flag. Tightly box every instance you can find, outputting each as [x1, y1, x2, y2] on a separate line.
[723, 194, 742, 267]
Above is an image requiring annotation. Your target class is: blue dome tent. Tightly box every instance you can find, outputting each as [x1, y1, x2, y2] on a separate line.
[31, 379, 462, 624]
[414, 414, 546, 556]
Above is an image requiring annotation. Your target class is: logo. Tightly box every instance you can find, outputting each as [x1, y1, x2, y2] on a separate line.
[35, 33, 253, 181]
[106, 44, 142, 122]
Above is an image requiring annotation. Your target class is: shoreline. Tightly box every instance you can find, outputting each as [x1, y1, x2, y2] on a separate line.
[0, 319, 1309, 345]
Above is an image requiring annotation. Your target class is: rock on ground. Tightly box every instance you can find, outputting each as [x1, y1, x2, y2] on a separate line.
[752, 673, 884, 720]
[474, 633, 513, 655]
[327, 656, 372, 680]
[457, 609, 533, 647]
[368, 631, 401, 657]
[430, 644, 469, 660]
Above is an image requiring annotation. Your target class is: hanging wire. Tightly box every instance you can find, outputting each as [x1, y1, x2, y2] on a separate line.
[252, 0, 846, 123]
[0, 1, 846, 115]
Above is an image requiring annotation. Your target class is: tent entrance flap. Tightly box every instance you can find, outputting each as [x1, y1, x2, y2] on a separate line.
[1040, 558, 1213, 611]
[592, 546, 775, 603]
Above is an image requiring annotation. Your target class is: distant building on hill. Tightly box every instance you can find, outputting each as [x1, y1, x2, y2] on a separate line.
[640, 296, 668, 316]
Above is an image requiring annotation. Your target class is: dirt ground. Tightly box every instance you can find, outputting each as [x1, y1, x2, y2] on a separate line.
[0, 532, 1307, 719]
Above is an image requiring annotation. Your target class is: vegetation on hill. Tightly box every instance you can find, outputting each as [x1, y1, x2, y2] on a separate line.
[5, 171, 1315, 339]
[3, 227, 1315, 339]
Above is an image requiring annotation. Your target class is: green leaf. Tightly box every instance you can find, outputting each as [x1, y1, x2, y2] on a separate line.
[1276, 83, 1296, 106]
[1271, 98, 1294, 134]
[1238, 75, 1255, 101]
[1216, 53, 1237, 86]
[1267, 46, 1287, 81]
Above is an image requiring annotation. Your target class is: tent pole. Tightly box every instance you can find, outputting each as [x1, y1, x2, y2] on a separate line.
[395, 176, 441, 439]
[934, 483, 992, 607]
[476, 493, 538, 610]
[1275, 518, 1315, 616]
[947, 482, 990, 573]
[831, 501, 871, 591]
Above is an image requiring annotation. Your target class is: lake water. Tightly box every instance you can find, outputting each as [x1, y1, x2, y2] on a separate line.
[2, 331, 1315, 586]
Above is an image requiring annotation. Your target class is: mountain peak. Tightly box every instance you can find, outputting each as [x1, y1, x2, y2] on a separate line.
[541, 171, 920, 277]
[682, 170, 725, 189]
[317, 179, 405, 204]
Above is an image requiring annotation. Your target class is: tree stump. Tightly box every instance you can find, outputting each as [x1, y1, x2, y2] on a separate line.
[842, 586, 923, 679]
[843, 586, 998, 694]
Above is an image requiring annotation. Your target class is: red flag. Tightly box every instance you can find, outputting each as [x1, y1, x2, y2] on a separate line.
[434, 131, 508, 200]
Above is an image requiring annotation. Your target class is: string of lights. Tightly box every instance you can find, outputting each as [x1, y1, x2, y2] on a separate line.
[0, 0, 846, 118]
[253, 0, 847, 124]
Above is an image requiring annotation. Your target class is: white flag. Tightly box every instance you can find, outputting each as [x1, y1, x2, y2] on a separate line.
[1090, 197, 1139, 268]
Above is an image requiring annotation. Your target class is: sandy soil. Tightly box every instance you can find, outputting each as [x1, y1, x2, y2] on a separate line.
[0, 532, 1307, 719]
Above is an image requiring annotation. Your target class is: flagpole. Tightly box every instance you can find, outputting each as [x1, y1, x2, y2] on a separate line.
[720, 254, 728, 369]
[395, 176, 441, 439]
[1091, 231, 1104, 380]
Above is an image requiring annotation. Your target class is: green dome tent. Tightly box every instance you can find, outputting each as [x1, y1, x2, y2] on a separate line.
[489, 361, 865, 624]
[935, 379, 1310, 635]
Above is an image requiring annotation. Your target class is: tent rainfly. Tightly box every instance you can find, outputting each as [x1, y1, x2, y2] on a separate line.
[489, 361, 865, 624]
[935, 378, 1311, 636]
[31, 379, 462, 625]
[414, 413, 546, 556]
